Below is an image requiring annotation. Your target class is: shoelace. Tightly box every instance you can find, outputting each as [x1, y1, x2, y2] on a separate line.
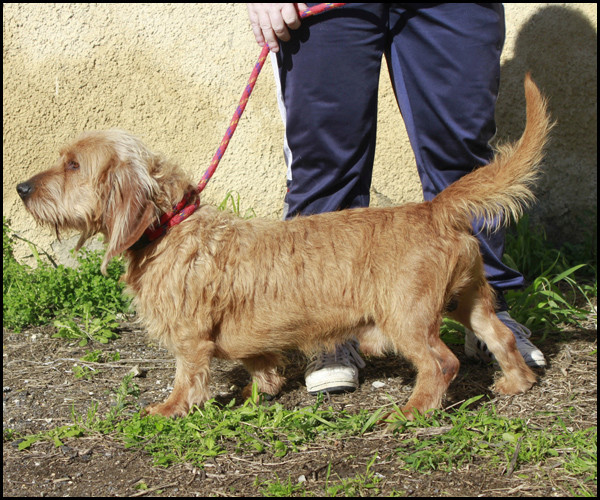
[307, 340, 366, 372]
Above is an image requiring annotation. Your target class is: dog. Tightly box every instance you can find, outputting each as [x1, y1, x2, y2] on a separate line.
[17, 74, 550, 419]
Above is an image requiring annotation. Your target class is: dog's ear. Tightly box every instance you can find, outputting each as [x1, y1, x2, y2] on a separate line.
[98, 158, 157, 275]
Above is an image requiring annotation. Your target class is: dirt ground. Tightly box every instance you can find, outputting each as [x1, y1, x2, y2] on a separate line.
[3, 312, 597, 497]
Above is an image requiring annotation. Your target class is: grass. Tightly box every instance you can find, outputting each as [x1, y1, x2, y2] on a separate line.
[503, 214, 596, 337]
[255, 454, 393, 497]
[10, 380, 596, 495]
[388, 396, 597, 477]
[3, 216, 129, 334]
[119, 394, 373, 466]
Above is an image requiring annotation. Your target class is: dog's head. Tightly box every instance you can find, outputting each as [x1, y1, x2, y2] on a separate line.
[16, 130, 191, 273]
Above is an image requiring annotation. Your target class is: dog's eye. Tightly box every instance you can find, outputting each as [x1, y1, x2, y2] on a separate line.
[67, 160, 80, 170]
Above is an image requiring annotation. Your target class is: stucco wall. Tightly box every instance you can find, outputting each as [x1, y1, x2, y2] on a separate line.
[3, 3, 597, 265]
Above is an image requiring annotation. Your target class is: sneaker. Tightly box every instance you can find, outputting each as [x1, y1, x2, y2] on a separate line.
[464, 310, 546, 367]
[305, 339, 366, 395]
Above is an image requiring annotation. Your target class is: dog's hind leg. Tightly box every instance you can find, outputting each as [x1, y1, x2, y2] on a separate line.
[144, 339, 215, 418]
[241, 354, 286, 400]
[385, 312, 460, 419]
[449, 283, 537, 395]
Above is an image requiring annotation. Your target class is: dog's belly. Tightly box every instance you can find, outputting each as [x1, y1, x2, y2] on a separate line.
[213, 300, 389, 359]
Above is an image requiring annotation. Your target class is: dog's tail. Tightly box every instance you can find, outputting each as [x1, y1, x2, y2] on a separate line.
[431, 73, 553, 231]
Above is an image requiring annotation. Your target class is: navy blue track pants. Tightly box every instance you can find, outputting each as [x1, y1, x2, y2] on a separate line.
[271, 3, 524, 297]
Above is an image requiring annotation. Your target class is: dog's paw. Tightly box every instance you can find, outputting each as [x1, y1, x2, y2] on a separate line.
[378, 407, 418, 427]
[142, 401, 189, 418]
[493, 373, 536, 395]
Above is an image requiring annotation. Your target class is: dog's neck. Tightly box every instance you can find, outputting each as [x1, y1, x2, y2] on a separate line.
[129, 191, 200, 251]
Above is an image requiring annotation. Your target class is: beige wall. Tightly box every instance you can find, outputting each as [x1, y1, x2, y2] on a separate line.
[3, 3, 597, 265]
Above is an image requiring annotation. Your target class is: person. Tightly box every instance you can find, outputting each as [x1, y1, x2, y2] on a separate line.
[246, 3, 546, 395]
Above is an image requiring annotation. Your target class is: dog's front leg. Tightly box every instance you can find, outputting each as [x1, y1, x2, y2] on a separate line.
[144, 339, 215, 418]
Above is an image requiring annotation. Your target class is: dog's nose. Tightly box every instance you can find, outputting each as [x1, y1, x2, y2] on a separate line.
[16, 181, 34, 200]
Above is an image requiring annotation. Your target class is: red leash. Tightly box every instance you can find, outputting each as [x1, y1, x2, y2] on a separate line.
[140, 3, 345, 245]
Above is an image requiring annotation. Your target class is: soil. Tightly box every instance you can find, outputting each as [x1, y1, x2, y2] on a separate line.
[3, 310, 597, 497]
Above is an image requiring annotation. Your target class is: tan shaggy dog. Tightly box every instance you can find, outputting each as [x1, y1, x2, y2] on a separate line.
[17, 75, 551, 419]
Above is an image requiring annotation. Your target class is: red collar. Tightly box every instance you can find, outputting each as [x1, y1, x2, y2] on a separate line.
[129, 193, 199, 251]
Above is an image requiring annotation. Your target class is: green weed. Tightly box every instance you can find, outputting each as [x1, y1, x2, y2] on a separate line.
[218, 191, 256, 219]
[3, 217, 129, 333]
[8, 375, 597, 493]
[255, 474, 308, 497]
[117, 390, 376, 468]
[506, 264, 593, 336]
[504, 213, 596, 281]
[389, 397, 597, 479]
[53, 302, 120, 346]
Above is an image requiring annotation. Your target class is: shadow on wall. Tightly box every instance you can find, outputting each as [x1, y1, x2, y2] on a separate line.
[495, 5, 597, 246]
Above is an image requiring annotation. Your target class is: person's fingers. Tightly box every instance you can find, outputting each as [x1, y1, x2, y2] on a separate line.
[247, 5, 266, 47]
[247, 3, 303, 53]
[267, 8, 291, 46]
[281, 3, 302, 30]
[259, 11, 280, 50]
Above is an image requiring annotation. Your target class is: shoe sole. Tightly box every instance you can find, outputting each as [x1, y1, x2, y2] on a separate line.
[307, 384, 357, 396]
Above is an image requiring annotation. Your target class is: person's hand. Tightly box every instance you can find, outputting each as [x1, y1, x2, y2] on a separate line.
[247, 3, 308, 53]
